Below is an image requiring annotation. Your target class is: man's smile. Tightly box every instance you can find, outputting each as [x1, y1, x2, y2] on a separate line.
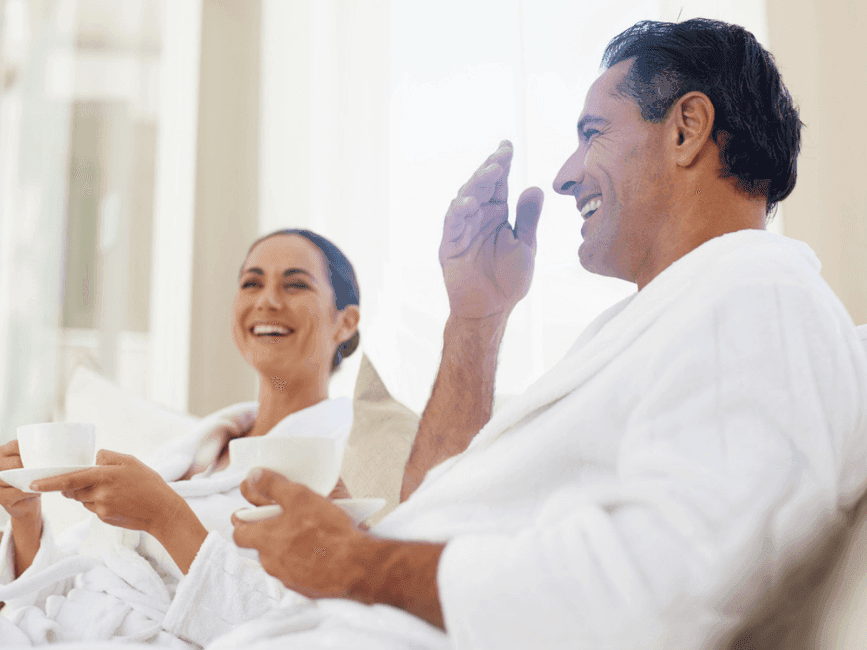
[579, 194, 602, 219]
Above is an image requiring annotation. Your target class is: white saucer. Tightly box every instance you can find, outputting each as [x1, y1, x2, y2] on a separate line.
[0, 466, 94, 493]
[234, 497, 387, 524]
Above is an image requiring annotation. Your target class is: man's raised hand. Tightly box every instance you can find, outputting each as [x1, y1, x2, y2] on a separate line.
[440, 140, 544, 320]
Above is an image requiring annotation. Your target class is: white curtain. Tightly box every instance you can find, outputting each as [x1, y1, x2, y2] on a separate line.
[0, 0, 76, 442]
[259, 0, 775, 413]
[0, 0, 777, 434]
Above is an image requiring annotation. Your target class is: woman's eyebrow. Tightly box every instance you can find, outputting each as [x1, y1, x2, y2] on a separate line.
[283, 268, 313, 279]
[237, 267, 316, 282]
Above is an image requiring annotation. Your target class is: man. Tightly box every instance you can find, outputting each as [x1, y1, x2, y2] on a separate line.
[223, 18, 867, 649]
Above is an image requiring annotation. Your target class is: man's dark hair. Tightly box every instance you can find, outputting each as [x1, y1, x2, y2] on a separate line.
[602, 18, 802, 215]
[245, 229, 360, 371]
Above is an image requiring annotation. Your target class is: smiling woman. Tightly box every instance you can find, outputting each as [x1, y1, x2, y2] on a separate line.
[0, 229, 364, 646]
[229, 229, 361, 443]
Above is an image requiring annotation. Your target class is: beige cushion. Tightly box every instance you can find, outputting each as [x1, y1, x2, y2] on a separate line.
[340, 353, 420, 526]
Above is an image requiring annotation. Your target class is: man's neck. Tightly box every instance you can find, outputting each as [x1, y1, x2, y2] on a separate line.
[634, 186, 768, 290]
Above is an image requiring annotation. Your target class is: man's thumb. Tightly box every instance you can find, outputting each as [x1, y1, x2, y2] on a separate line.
[245, 467, 291, 506]
[515, 187, 544, 248]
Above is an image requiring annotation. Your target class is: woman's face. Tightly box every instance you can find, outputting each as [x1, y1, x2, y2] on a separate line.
[232, 234, 355, 382]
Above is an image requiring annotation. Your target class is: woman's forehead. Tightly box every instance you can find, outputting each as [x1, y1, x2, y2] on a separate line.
[245, 234, 328, 275]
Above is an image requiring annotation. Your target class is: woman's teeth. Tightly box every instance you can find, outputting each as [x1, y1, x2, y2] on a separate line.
[252, 324, 290, 336]
[581, 198, 602, 219]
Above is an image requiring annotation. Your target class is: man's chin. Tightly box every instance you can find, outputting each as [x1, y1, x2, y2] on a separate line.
[578, 247, 624, 281]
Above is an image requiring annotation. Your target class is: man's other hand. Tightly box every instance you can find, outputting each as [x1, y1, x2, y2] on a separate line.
[232, 468, 368, 599]
[440, 140, 544, 320]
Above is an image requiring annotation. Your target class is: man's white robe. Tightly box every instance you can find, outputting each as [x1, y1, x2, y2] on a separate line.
[211, 230, 867, 650]
[0, 398, 351, 647]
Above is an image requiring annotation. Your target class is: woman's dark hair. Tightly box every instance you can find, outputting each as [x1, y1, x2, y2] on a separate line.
[601, 18, 802, 216]
[245, 229, 360, 371]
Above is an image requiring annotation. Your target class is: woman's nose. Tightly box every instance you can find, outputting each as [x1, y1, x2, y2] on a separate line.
[257, 285, 282, 310]
[552, 148, 584, 195]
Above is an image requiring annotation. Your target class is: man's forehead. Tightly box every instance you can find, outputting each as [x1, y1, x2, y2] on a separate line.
[580, 59, 632, 116]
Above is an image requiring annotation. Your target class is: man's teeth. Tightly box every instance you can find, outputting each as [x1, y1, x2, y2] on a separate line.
[581, 198, 602, 218]
[252, 324, 290, 336]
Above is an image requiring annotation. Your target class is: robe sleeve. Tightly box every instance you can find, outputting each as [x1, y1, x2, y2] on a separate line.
[436, 281, 867, 649]
[162, 530, 300, 646]
[0, 517, 89, 612]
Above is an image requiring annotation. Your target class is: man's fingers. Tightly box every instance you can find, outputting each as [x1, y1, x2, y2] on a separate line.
[242, 468, 297, 508]
[458, 162, 503, 206]
[232, 518, 259, 549]
[490, 141, 513, 204]
[443, 196, 479, 243]
[458, 141, 511, 198]
[515, 187, 544, 249]
[481, 139, 512, 168]
[239, 479, 277, 507]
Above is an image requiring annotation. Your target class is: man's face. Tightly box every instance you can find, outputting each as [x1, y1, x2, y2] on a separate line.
[553, 59, 672, 283]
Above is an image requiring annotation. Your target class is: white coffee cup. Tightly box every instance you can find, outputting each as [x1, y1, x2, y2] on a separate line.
[229, 436, 342, 497]
[17, 422, 96, 468]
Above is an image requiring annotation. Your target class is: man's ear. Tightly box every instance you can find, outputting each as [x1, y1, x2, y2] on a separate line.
[335, 304, 360, 343]
[669, 91, 715, 167]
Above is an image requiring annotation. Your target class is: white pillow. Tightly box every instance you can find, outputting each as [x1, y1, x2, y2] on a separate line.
[62, 364, 200, 461]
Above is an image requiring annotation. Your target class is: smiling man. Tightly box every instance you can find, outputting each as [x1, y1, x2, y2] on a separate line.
[223, 18, 867, 650]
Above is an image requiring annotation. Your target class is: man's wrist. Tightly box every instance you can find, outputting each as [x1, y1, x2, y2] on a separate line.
[346, 534, 446, 629]
[445, 311, 509, 336]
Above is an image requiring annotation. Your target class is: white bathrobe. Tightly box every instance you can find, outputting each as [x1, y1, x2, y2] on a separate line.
[208, 230, 867, 650]
[0, 397, 351, 647]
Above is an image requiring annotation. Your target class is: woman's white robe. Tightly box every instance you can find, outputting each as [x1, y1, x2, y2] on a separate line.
[0, 397, 351, 647]
[209, 230, 867, 650]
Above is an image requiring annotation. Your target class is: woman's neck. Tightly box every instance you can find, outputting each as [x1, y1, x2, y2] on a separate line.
[246, 373, 329, 438]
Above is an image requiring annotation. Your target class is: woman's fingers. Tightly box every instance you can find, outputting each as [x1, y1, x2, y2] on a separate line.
[0, 440, 23, 471]
[31, 468, 100, 493]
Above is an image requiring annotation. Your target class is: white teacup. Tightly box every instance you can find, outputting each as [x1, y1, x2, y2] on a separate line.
[229, 436, 342, 497]
[17, 422, 96, 468]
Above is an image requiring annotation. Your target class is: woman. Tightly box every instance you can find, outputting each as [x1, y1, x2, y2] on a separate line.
[0, 229, 361, 647]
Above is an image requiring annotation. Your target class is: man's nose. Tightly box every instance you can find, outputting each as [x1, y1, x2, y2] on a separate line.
[552, 148, 584, 195]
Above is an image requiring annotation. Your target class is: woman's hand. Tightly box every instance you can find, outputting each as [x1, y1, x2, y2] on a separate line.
[1, 440, 44, 577]
[0, 441, 40, 521]
[31, 450, 187, 536]
[32, 450, 208, 573]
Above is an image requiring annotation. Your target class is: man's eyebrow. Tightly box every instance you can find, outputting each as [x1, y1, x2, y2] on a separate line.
[576, 115, 608, 134]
